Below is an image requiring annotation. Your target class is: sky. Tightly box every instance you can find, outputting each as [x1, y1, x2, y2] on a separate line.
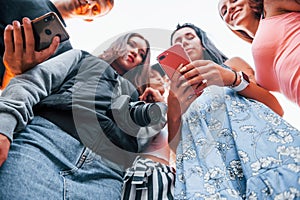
[66, 0, 299, 129]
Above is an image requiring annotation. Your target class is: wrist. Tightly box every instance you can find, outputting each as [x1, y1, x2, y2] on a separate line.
[229, 69, 238, 87]
[230, 71, 250, 91]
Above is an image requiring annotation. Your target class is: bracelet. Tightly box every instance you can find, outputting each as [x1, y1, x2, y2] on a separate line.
[231, 71, 250, 91]
[230, 70, 238, 87]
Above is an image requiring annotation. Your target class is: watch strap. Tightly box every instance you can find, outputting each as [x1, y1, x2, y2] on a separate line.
[231, 71, 250, 92]
[230, 70, 238, 87]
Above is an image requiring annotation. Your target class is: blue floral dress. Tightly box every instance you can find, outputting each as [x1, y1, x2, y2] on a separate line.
[174, 86, 300, 200]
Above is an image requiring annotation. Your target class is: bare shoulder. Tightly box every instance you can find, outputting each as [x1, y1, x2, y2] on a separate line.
[264, 0, 300, 16]
[224, 56, 251, 70]
[224, 57, 256, 82]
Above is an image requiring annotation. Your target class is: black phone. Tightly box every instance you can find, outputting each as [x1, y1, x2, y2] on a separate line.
[31, 12, 70, 51]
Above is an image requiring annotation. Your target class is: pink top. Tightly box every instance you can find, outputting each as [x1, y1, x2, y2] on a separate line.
[252, 12, 300, 106]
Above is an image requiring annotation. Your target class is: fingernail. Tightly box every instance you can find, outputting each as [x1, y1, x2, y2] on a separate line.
[196, 90, 203, 96]
[179, 67, 186, 73]
[5, 25, 13, 30]
[23, 18, 30, 24]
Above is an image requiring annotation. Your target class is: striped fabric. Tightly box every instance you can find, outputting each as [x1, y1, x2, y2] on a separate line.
[122, 156, 176, 200]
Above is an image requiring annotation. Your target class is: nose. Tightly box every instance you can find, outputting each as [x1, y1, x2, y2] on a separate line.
[90, 2, 101, 13]
[130, 48, 138, 57]
[82, 0, 114, 21]
[227, 3, 236, 15]
[181, 38, 189, 47]
[86, 1, 101, 16]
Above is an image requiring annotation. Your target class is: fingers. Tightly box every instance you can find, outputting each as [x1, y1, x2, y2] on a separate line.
[12, 20, 24, 60]
[44, 36, 60, 55]
[194, 80, 207, 96]
[179, 60, 210, 73]
[178, 60, 227, 88]
[140, 87, 164, 102]
[3, 25, 14, 55]
[3, 17, 60, 74]
[37, 36, 59, 63]
[49, 36, 60, 51]
[140, 88, 153, 101]
[22, 17, 35, 53]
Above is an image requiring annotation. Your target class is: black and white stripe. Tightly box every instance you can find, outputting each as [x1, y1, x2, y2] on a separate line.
[122, 156, 176, 200]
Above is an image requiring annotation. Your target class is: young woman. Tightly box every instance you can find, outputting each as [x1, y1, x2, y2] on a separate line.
[1, 0, 114, 89]
[218, 0, 300, 106]
[167, 23, 300, 199]
[122, 63, 175, 200]
[0, 32, 165, 199]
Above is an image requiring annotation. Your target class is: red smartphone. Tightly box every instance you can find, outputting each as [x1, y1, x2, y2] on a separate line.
[156, 44, 191, 78]
[31, 12, 70, 51]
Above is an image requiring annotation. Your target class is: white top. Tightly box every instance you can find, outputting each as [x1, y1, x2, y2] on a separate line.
[142, 126, 170, 162]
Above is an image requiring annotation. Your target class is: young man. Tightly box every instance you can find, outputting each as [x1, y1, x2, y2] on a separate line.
[0, 0, 114, 89]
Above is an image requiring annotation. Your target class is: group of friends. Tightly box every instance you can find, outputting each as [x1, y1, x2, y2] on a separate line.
[0, 0, 299, 199]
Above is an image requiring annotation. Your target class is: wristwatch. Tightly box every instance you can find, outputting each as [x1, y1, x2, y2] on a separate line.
[231, 71, 250, 92]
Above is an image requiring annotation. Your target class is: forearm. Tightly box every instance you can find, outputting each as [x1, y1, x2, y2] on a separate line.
[265, 0, 300, 14]
[223, 57, 283, 116]
[167, 114, 182, 153]
[223, 71, 283, 116]
[0, 49, 82, 141]
[167, 93, 182, 153]
[238, 82, 284, 116]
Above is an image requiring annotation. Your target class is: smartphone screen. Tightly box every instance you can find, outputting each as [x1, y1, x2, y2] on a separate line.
[31, 12, 69, 51]
[156, 44, 190, 78]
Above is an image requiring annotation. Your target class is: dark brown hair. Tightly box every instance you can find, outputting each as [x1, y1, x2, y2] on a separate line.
[170, 23, 228, 64]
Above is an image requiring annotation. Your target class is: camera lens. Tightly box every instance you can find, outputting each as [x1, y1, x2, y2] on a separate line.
[44, 16, 54, 23]
[158, 55, 166, 61]
[45, 29, 52, 35]
[129, 102, 162, 127]
[147, 104, 161, 124]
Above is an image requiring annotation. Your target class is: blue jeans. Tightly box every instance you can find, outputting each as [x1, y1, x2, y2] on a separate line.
[0, 116, 123, 200]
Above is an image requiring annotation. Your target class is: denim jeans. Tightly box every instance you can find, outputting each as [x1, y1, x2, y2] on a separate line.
[0, 116, 123, 200]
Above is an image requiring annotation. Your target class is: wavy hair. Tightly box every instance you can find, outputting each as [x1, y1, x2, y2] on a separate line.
[98, 32, 151, 94]
[170, 23, 228, 64]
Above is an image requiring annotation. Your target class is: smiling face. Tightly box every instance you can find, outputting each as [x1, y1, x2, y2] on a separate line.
[171, 27, 204, 61]
[218, 0, 258, 36]
[111, 36, 148, 75]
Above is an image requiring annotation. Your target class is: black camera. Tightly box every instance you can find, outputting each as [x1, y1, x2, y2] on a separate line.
[108, 95, 167, 135]
[129, 101, 163, 127]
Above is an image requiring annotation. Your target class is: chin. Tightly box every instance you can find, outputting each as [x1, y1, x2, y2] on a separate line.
[189, 55, 198, 62]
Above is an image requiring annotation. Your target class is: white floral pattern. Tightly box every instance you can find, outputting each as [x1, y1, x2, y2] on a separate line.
[174, 86, 300, 200]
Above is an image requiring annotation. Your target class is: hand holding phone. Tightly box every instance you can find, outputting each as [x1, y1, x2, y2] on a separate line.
[2, 14, 63, 83]
[31, 12, 69, 51]
[157, 44, 191, 78]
